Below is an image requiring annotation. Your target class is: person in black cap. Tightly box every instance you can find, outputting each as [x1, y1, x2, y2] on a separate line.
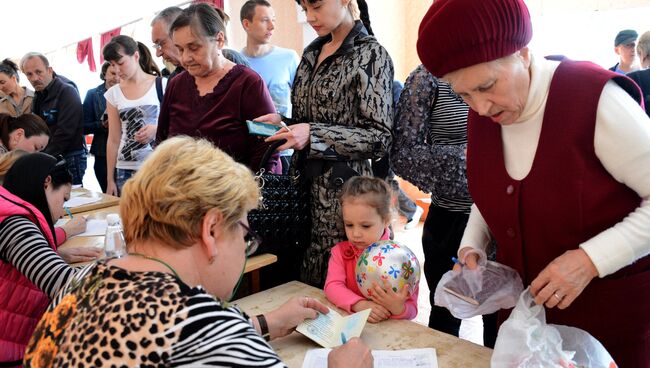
[609, 29, 638, 74]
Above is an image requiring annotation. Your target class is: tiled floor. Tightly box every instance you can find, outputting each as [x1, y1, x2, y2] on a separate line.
[393, 216, 485, 346]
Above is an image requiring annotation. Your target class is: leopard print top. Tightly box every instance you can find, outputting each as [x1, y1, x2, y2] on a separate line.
[24, 262, 285, 367]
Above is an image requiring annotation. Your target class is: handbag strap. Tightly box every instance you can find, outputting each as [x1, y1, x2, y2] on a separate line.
[257, 139, 286, 172]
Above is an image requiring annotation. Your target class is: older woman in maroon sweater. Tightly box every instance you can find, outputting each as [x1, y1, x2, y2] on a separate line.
[156, 3, 278, 172]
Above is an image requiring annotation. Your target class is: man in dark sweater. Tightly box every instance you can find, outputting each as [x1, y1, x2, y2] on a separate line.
[21, 53, 86, 185]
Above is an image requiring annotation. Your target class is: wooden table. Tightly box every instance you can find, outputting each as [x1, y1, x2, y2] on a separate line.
[67, 188, 120, 214]
[234, 281, 493, 368]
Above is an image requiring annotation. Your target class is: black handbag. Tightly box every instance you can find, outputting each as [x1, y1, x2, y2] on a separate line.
[247, 140, 311, 256]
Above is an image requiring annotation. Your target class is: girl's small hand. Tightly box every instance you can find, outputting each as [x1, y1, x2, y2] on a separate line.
[370, 280, 409, 316]
[351, 300, 390, 323]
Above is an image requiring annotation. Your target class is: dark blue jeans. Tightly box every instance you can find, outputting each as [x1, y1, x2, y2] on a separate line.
[115, 168, 135, 195]
[63, 150, 87, 186]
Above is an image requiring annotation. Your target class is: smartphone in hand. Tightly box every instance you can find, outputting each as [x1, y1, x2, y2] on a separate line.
[246, 120, 281, 137]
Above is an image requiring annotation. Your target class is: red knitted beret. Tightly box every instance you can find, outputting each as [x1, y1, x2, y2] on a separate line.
[417, 0, 533, 77]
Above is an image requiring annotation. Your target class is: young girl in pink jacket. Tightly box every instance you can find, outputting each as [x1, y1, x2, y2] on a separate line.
[324, 176, 419, 323]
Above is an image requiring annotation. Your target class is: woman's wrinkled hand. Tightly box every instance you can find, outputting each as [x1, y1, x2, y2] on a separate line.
[253, 113, 282, 125]
[328, 337, 373, 368]
[58, 247, 102, 264]
[530, 249, 598, 310]
[265, 296, 329, 339]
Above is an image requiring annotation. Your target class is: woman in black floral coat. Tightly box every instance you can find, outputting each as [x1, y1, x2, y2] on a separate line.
[257, 0, 393, 287]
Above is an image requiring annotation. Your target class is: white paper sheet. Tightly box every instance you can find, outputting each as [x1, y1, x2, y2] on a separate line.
[64, 196, 102, 208]
[74, 219, 108, 237]
[301, 348, 438, 368]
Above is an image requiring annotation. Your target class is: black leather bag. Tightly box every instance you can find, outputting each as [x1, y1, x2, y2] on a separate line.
[247, 140, 311, 256]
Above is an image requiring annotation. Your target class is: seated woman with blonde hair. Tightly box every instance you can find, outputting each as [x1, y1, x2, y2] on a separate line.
[25, 136, 372, 367]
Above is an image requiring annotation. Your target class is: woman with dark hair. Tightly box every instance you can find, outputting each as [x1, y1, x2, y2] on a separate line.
[103, 35, 164, 196]
[83, 62, 120, 192]
[256, 0, 394, 286]
[0, 59, 33, 117]
[156, 3, 279, 172]
[0, 113, 50, 154]
[0, 153, 80, 365]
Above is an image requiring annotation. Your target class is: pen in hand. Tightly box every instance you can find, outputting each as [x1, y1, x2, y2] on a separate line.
[341, 332, 347, 344]
[65, 207, 74, 219]
[280, 121, 292, 132]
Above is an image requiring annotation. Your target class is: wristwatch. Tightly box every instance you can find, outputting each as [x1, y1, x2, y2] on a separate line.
[256, 314, 271, 341]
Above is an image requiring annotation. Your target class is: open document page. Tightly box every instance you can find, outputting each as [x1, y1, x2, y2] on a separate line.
[296, 307, 371, 348]
[302, 348, 438, 368]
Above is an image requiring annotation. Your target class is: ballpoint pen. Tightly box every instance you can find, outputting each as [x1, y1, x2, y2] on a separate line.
[280, 121, 292, 132]
[340, 332, 347, 344]
[65, 207, 73, 219]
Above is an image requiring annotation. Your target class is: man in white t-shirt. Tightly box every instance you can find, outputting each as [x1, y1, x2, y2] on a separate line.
[240, 0, 299, 118]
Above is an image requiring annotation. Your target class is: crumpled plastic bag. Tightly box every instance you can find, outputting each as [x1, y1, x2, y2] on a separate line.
[434, 254, 523, 319]
[491, 288, 617, 368]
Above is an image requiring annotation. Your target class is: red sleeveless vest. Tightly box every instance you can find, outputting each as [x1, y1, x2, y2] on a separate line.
[467, 60, 650, 366]
[0, 186, 56, 364]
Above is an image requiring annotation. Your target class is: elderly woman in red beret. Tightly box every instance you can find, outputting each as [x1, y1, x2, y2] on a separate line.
[417, 0, 650, 365]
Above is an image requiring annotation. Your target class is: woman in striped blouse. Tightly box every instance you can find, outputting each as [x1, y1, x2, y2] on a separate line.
[25, 137, 372, 367]
[391, 65, 496, 347]
[0, 153, 78, 365]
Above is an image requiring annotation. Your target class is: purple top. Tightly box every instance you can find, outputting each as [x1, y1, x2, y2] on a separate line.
[157, 65, 278, 171]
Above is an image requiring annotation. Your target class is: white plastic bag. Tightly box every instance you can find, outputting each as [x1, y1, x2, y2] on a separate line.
[433, 256, 523, 319]
[491, 288, 617, 368]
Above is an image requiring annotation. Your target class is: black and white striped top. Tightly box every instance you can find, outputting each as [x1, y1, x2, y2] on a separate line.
[25, 262, 287, 367]
[0, 215, 74, 298]
[391, 64, 473, 213]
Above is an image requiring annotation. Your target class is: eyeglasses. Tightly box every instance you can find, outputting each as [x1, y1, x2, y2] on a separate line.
[152, 39, 167, 50]
[238, 221, 262, 256]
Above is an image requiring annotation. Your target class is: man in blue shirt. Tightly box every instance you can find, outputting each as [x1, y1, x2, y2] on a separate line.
[240, 0, 299, 118]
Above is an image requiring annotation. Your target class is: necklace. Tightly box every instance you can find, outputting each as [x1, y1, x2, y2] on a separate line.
[128, 252, 180, 279]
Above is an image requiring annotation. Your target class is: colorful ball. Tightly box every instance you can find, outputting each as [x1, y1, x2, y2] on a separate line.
[355, 240, 421, 299]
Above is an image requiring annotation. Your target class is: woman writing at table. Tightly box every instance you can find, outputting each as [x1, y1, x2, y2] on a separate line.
[0, 153, 98, 366]
[418, 0, 650, 365]
[25, 137, 372, 367]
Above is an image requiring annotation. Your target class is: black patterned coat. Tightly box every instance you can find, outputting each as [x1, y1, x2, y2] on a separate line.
[291, 21, 393, 286]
